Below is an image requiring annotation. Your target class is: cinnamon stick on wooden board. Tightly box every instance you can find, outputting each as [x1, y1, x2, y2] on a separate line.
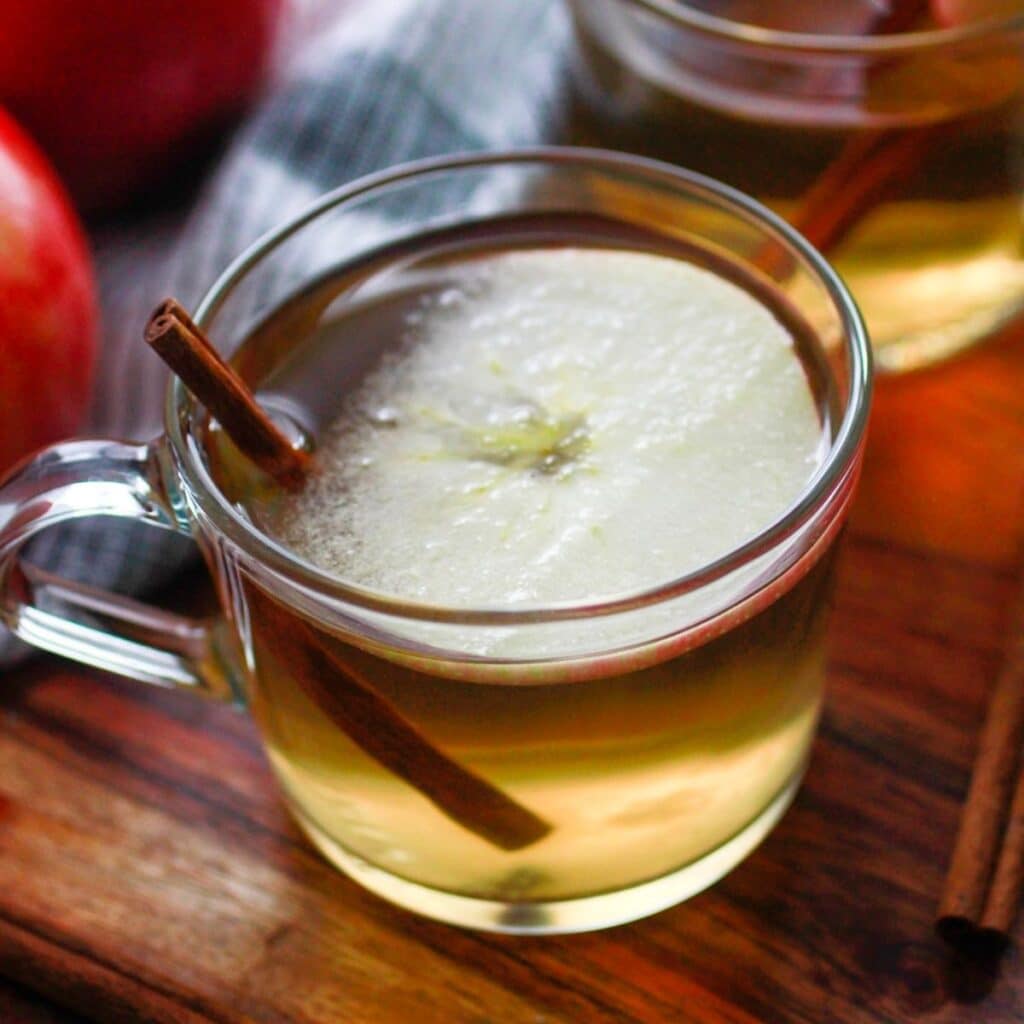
[937, 578, 1024, 951]
[979, 763, 1024, 949]
[144, 297, 553, 853]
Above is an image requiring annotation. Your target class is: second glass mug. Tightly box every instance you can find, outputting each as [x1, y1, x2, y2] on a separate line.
[567, 2, 1024, 373]
[0, 149, 871, 933]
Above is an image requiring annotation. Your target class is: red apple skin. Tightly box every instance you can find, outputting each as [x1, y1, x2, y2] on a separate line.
[0, 0, 282, 213]
[0, 106, 98, 474]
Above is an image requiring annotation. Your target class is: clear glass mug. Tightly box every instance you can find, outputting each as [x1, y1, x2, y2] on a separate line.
[0, 149, 871, 933]
[567, 2, 1024, 372]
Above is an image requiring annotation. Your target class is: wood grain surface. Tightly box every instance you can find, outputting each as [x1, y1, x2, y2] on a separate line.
[0, 977, 85, 1023]
[1, 324, 1022, 1021]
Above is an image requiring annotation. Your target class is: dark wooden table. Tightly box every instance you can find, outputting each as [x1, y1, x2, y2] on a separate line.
[1, 321, 1022, 1022]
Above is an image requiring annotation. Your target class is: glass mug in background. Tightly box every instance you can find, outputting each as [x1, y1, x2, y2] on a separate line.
[0, 150, 871, 933]
[567, 2, 1024, 372]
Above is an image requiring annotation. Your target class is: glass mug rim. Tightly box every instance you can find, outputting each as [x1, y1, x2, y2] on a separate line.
[169, 146, 872, 627]
[613, 0, 1024, 53]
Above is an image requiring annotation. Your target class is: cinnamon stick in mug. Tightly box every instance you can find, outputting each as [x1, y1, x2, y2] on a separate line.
[144, 298, 553, 853]
[248, 589, 552, 852]
[146, 299, 310, 490]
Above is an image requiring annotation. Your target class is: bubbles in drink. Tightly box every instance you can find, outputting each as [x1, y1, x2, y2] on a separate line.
[276, 248, 823, 607]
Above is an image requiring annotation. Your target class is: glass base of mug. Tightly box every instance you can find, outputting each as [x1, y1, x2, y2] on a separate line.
[290, 772, 803, 934]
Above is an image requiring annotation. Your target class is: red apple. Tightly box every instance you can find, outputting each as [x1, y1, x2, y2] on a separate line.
[0, 106, 98, 473]
[0, 0, 283, 213]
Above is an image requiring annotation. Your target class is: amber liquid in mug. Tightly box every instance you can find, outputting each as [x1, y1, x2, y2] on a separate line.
[204, 214, 835, 909]
[567, 3, 1024, 371]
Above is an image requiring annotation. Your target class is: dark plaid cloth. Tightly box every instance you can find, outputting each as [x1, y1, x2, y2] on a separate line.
[1, 0, 570, 665]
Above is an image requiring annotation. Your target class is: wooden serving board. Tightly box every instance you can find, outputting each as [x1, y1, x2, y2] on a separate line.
[0, 324, 1022, 1022]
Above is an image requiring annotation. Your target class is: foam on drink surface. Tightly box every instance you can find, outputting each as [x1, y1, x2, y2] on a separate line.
[278, 248, 824, 607]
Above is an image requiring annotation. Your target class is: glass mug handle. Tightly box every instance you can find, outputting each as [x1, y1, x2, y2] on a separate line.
[0, 438, 238, 701]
